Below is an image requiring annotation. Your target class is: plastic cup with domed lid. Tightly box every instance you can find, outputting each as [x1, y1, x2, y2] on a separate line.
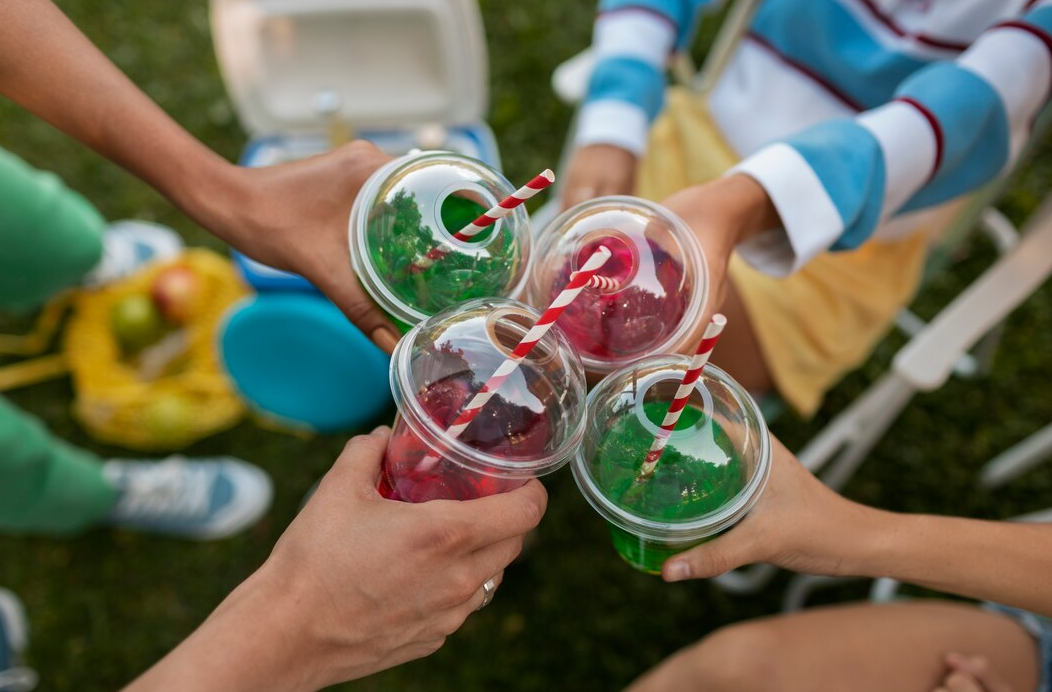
[349, 151, 534, 333]
[527, 196, 708, 377]
[571, 354, 771, 574]
[378, 297, 588, 503]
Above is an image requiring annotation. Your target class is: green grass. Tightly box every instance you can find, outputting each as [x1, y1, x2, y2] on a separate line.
[2, 1, 1052, 689]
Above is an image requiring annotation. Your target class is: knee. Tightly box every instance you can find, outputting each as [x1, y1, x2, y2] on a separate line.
[645, 621, 787, 692]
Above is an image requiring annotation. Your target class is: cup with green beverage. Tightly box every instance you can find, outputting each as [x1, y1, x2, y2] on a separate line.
[349, 151, 538, 333]
[571, 352, 771, 574]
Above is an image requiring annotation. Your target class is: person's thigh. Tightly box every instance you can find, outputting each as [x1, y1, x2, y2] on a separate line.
[626, 600, 1041, 692]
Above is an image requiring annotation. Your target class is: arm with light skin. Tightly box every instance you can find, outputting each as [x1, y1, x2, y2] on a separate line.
[122, 428, 547, 692]
[0, 0, 401, 352]
[662, 435, 1052, 619]
[660, 173, 782, 328]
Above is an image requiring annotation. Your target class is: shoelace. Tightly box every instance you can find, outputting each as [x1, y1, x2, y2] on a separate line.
[111, 460, 214, 522]
[0, 667, 38, 692]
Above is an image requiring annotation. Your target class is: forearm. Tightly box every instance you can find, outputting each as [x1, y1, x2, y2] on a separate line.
[668, 173, 782, 258]
[123, 564, 319, 692]
[847, 509, 1052, 617]
[0, 0, 240, 234]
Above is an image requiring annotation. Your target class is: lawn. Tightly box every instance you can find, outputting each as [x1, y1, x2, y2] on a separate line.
[1, 1, 1051, 690]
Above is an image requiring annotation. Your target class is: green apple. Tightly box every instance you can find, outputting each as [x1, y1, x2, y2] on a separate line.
[111, 294, 164, 352]
[143, 393, 196, 442]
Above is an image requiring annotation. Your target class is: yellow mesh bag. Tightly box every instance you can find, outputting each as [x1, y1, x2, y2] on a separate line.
[63, 248, 249, 450]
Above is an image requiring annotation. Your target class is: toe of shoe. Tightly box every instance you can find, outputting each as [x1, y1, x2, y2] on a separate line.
[194, 460, 274, 541]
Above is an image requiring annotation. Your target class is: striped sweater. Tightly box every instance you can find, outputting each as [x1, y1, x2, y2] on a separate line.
[576, 0, 1052, 276]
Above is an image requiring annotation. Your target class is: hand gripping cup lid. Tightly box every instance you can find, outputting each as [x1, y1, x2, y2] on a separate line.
[528, 196, 708, 375]
[379, 297, 589, 503]
[350, 151, 535, 331]
[571, 354, 771, 574]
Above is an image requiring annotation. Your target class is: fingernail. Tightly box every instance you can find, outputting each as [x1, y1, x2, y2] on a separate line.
[664, 561, 691, 582]
[371, 328, 400, 354]
[945, 652, 967, 666]
[371, 425, 391, 436]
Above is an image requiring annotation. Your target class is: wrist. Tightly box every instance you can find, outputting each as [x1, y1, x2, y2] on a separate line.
[170, 153, 250, 244]
[198, 561, 326, 692]
[834, 504, 908, 578]
[674, 175, 781, 261]
[715, 174, 782, 245]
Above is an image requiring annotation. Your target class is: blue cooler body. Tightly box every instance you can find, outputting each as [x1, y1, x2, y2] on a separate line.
[220, 294, 392, 432]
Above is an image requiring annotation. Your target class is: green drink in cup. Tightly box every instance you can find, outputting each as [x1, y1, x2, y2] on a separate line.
[349, 152, 535, 332]
[571, 354, 771, 574]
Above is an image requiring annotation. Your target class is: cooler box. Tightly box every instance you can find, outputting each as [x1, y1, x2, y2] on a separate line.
[210, 0, 500, 290]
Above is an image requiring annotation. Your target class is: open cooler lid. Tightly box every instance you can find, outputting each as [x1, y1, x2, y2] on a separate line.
[210, 0, 489, 135]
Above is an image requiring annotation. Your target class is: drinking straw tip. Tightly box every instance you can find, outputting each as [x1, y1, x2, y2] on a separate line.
[541, 169, 556, 182]
[712, 313, 728, 327]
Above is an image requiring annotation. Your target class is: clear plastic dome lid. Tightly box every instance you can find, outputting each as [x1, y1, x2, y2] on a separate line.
[572, 355, 770, 540]
[389, 297, 587, 477]
[350, 152, 534, 328]
[528, 197, 707, 375]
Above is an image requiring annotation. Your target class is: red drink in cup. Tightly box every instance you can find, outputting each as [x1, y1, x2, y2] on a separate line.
[528, 197, 708, 378]
[379, 298, 587, 502]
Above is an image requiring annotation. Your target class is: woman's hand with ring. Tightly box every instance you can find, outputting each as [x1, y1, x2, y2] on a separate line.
[124, 427, 547, 692]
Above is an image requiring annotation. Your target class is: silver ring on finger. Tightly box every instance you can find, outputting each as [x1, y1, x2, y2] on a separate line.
[476, 577, 497, 611]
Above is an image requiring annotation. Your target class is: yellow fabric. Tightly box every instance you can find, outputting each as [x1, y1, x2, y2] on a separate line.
[636, 87, 930, 417]
[63, 249, 248, 450]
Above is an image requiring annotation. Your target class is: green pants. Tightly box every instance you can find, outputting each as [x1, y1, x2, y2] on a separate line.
[0, 147, 118, 534]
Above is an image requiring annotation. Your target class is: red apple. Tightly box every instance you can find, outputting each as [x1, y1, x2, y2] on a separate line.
[151, 266, 199, 323]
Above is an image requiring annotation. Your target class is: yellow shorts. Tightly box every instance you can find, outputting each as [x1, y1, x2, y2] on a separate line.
[637, 88, 932, 417]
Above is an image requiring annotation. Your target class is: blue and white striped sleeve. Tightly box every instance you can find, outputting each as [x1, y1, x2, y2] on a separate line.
[732, 3, 1052, 278]
[575, 0, 710, 155]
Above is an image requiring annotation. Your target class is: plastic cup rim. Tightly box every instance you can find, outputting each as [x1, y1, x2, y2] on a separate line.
[570, 355, 771, 542]
[349, 151, 535, 327]
[388, 299, 587, 479]
[530, 196, 710, 375]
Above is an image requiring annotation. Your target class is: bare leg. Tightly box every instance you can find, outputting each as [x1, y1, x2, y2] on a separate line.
[625, 601, 1041, 692]
[707, 278, 773, 395]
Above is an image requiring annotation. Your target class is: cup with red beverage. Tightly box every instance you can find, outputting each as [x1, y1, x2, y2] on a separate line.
[527, 197, 708, 378]
[379, 297, 588, 503]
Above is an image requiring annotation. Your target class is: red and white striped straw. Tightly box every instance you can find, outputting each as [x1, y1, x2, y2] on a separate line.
[411, 169, 555, 272]
[637, 314, 728, 479]
[419, 246, 615, 468]
[453, 169, 555, 240]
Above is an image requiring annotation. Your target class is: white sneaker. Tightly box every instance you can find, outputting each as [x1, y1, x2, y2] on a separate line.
[0, 588, 36, 692]
[103, 457, 273, 540]
[82, 220, 184, 287]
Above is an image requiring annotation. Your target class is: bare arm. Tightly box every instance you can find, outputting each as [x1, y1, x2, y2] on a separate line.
[665, 436, 1052, 617]
[0, 0, 400, 351]
[858, 511, 1052, 616]
[122, 430, 547, 692]
[0, 0, 232, 225]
